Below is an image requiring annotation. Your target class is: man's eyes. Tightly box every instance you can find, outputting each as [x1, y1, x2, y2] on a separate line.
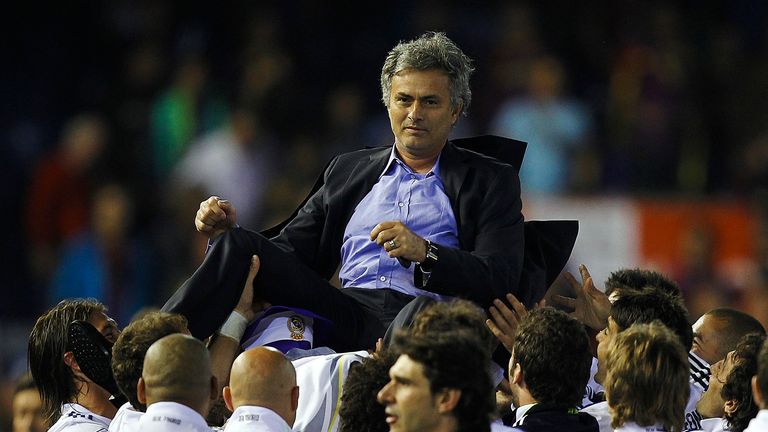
[394, 97, 439, 105]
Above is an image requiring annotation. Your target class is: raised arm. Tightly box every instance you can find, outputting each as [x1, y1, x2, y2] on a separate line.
[550, 264, 610, 331]
[195, 196, 238, 239]
[207, 255, 266, 402]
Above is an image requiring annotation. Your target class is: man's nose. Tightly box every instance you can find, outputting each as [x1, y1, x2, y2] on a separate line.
[408, 101, 424, 121]
[377, 380, 393, 404]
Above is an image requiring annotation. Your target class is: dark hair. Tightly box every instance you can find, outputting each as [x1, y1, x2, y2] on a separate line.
[28, 298, 106, 427]
[604, 268, 681, 299]
[410, 299, 495, 355]
[611, 288, 693, 351]
[339, 350, 398, 432]
[757, 339, 768, 409]
[392, 331, 494, 432]
[513, 308, 592, 407]
[206, 394, 230, 427]
[708, 309, 766, 355]
[111, 311, 188, 410]
[722, 333, 766, 432]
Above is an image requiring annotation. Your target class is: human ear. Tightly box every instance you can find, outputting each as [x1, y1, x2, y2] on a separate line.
[291, 386, 300, 411]
[436, 388, 461, 414]
[450, 104, 462, 125]
[137, 377, 147, 405]
[511, 363, 524, 386]
[63, 351, 80, 371]
[222, 386, 234, 412]
[753, 376, 765, 409]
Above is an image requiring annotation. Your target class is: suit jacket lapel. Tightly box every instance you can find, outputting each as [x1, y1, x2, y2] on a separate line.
[343, 146, 391, 204]
[329, 147, 391, 240]
[439, 141, 469, 245]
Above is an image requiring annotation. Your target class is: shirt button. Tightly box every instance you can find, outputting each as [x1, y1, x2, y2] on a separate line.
[398, 202, 404, 207]
[379, 276, 386, 282]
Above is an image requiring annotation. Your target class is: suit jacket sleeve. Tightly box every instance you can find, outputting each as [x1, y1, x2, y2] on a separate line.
[423, 163, 524, 307]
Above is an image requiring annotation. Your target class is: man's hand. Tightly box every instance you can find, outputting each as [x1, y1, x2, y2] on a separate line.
[233, 255, 269, 322]
[551, 264, 610, 331]
[485, 293, 529, 354]
[195, 196, 238, 239]
[370, 221, 428, 263]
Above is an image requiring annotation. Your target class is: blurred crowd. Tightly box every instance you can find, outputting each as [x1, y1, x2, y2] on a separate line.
[3, 1, 768, 429]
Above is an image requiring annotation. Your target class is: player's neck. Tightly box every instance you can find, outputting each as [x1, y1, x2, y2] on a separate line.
[74, 382, 117, 419]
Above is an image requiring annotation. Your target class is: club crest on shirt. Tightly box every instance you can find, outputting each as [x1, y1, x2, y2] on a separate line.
[288, 315, 306, 341]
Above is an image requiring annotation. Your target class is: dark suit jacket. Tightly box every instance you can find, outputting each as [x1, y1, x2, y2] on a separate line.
[503, 405, 600, 432]
[266, 140, 525, 308]
[163, 136, 577, 341]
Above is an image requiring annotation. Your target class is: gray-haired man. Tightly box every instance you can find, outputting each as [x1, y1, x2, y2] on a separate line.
[172, 32, 525, 351]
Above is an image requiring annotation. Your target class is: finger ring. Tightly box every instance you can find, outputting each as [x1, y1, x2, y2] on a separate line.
[389, 239, 398, 249]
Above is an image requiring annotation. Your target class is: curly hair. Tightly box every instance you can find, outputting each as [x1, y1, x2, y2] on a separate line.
[604, 268, 681, 299]
[111, 311, 188, 410]
[605, 322, 689, 431]
[512, 308, 592, 407]
[610, 288, 693, 351]
[339, 350, 398, 432]
[392, 331, 494, 432]
[722, 333, 766, 432]
[28, 298, 106, 427]
[380, 32, 474, 118]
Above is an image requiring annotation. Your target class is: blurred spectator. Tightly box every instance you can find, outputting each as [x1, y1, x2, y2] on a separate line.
[24, 115, 107, 282]
[602, 7, 690, 192]
[260, 134, 323, 228]
[173, 107, 275, 228]
[740, 132, 768, 194]
[674, 224, 738, 320]
[238, 51, 296, 139]
[323, 83, 368, 157]
[12, 373, 45, 432]
[109, 43, 166, 196]
[491, 55, 592, 194]
[150, 55, 227, 178]
[487, 4, 543, 98]
[50, 183, 154, 324]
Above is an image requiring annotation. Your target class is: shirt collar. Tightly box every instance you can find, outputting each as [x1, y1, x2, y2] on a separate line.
[230, 405, 291, 430]
[143, 401, 209, 430]
[379, 144, 443, 180]
[689, 351, 711, 369]
[513, 403, 536, 426]
[60, 403, 112, 426]
[614, 422, 667, 431]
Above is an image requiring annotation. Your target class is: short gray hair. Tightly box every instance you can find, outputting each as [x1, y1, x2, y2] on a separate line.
[380, 32, 474, 117]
